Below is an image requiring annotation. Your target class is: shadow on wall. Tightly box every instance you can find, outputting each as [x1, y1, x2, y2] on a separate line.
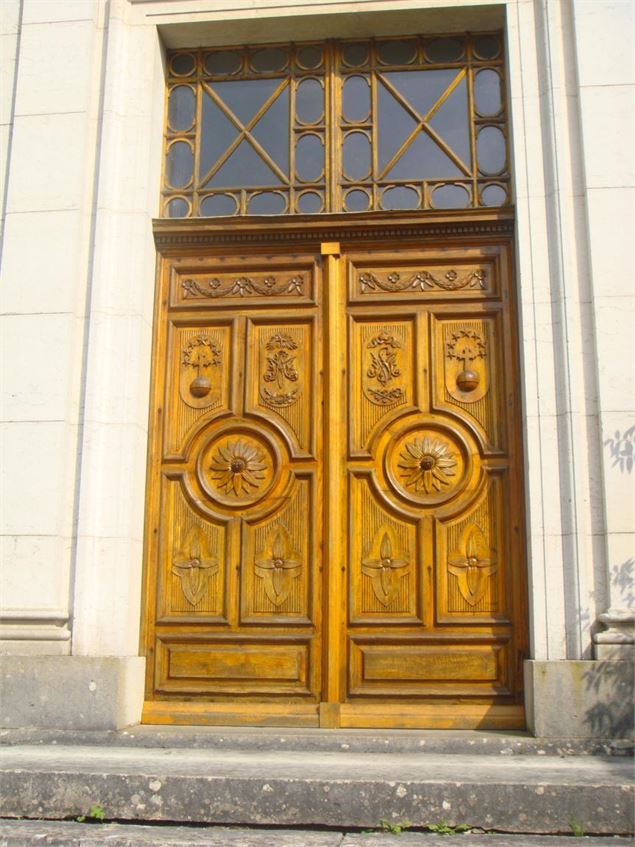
[604, 425, 635, 474]
[610, 557, 635, 608]
[583, 656, 634, 739]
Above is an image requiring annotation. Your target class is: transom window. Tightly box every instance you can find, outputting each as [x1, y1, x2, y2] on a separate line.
[163, 34, 509, 217]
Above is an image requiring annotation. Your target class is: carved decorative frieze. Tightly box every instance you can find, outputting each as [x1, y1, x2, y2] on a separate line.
[359, 268, 486, 294]
[182, 274, 304, 299]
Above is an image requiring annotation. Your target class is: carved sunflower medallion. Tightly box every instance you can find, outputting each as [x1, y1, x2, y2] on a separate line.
[198, 430, 277, 508]
[398, 436, 457, 494]
[386, 425, 467, 506]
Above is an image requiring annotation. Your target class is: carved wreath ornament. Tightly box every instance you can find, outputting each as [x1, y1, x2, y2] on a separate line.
[398, 436, 458, 494]
[209, 439, 267, 497]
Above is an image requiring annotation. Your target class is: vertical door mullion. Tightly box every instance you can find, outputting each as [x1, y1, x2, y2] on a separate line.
[321, 243, 346, 723]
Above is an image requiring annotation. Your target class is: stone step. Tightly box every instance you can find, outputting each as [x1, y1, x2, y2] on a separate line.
[0, 820, 634, 847]
[2, 726, 632, 757]
[0, 743, 632, 836]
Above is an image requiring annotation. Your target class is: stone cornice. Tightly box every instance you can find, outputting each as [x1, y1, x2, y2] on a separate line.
[153, 209, 515, 253]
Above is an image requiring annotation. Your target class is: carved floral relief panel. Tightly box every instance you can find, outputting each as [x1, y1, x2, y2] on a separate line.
[350, 319, 414, 454]
[436, 474, 506, 620]
[158, 478, 228, 620]
[350, 476, 419, 621]
[241, 477, 313, 621]
[166, 323, 233, 458]
[246, 321, 313, 457]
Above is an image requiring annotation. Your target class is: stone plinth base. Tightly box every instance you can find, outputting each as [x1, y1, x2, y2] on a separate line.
[524, 660, 634, 739]
[0, 656, 145, 731]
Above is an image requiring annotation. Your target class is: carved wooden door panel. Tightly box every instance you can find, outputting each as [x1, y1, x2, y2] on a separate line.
[338, 243, 527, 729]
[143, 232, 527, 729]
[142, 251, 323, 726]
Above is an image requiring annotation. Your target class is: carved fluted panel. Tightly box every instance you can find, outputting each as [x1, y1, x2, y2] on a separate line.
[241, 476, 313, 622]
[436, 474, 506, 621]
[349, 476, 419, 622]
[158, 478, 227, 620]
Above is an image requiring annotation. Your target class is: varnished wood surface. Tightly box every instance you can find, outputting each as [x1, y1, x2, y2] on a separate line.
[141, 214, 527, 729]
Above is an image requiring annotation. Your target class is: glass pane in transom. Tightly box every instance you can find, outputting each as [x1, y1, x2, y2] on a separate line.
[162, 34, 509, 216]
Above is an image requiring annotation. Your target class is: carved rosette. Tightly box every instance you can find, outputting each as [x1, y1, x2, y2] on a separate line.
[385, 424, 468, 507]
[210, 439, 267, 496]
[198, 430, 277, 508]
[398, 436, 458, 494]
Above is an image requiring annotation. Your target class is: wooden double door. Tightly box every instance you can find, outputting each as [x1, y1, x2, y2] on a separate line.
[142, 229, 527, 728]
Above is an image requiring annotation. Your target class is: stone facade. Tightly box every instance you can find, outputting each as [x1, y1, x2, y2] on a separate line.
[0, 0, 633, 735]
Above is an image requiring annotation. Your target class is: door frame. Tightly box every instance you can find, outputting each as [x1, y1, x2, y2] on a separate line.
[141, 208, 528, 729]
